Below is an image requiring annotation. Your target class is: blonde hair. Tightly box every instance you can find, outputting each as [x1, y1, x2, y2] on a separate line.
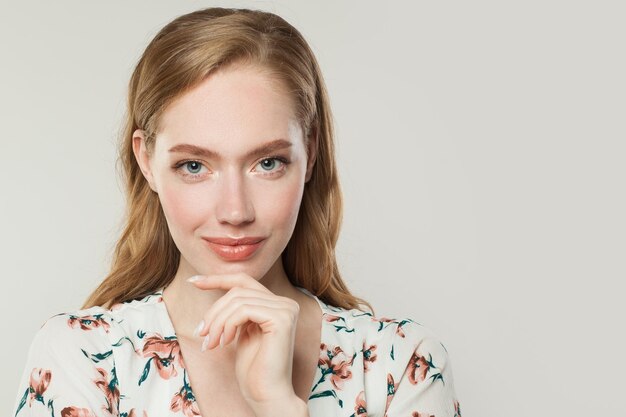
[82, 7, 374, 315]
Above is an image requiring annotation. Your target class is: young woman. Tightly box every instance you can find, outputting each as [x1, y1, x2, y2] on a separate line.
[13, 7, 461, 417]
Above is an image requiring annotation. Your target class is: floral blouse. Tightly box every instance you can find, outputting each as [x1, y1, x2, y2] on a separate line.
[12, 286, 461, 417]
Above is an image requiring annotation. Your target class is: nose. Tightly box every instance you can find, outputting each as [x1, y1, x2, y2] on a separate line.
[215, 169, 255, 226]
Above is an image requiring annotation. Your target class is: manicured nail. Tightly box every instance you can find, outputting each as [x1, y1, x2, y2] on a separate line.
[193, 320, 205, 337]
[201, 333, 211, 351]
[187, 275, 203, 283]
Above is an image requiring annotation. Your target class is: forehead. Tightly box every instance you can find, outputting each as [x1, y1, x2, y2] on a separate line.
[156, 64, 300, 151]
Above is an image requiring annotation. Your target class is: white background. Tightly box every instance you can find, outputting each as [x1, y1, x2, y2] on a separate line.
[2, 1, 625, 415]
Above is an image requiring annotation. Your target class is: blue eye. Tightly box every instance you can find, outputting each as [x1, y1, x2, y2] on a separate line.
[259, 158, 277, 171]
[255, 157, 291, 175]
[173, 160, 207, 180]
[184, 161, 203, 174]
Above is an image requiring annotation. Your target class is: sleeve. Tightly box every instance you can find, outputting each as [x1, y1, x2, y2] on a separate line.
[383, 322, 461, 417]
[11, 313, 120, 417]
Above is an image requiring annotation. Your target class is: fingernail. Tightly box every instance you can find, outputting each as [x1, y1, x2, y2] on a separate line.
[193, 320, 205, 337]
[219, 333, 224, 347]
[201, 333, 211, 351]
[187, 275, 203, 283]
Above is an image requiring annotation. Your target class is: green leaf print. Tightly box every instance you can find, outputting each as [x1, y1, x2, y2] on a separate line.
[112, 336, 139, 352]
[47, 398, 54, 417]
[425, 353, 436, 369]
[80, 348, 113, 363]
[13, 387, 28, 417]
[138, 358, 151, 386]
[429, 372, 444, 385]
[329, 316, 356, 334]
[309, 390, 344, 408]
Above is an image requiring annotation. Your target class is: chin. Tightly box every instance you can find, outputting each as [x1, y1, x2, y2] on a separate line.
[194, 259, 269, 280]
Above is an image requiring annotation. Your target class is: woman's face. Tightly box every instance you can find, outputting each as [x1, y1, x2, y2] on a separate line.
[133, 64, 315, 282]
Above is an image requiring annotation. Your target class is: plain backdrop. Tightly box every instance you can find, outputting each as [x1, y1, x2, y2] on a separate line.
[2, 1, 625, 415]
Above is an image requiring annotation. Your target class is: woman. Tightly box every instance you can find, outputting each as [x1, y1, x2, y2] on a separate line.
[12, 7, 461, 417]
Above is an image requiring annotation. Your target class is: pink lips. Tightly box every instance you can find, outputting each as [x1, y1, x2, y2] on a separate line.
[202, 236, 265, 261]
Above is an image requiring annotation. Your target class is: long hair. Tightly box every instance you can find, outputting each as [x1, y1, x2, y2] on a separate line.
[82, 7, 374, 315]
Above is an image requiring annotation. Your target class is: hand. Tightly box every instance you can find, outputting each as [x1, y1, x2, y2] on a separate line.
[188, 273, 302, 412]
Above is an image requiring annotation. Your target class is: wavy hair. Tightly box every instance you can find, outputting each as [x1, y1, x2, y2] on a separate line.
[82, 7, 374, 315]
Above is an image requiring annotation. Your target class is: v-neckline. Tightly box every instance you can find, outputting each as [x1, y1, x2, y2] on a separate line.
[155, 285, 330, 403]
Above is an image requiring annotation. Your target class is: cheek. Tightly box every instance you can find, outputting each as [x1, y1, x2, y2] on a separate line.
[157, 182, 207, 235]
[256, 179, 305, 230]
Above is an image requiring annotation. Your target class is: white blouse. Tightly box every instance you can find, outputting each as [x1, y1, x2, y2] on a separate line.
[13, 286, 461, 417]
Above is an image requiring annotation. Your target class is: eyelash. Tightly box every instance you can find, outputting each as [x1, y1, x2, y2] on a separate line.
[173, 156, 291, 181]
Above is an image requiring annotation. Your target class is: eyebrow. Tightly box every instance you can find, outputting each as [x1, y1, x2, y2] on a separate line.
[168, 138, 293, 160]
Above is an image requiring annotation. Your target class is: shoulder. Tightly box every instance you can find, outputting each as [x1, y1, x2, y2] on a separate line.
[325, 304, 447, 350]
[379, 315, 450, 364]
[35, 289, 168, 344]
[31, 306, 115, 358]
[390, 318, 452, 375]
[14, 308, 125, 417]
[322, 303, 450, 362]
[340, 307, 450, 366]
[389, 316, 450, 358]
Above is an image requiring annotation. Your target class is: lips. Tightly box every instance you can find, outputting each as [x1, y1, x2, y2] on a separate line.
[202, 236, 266, 261]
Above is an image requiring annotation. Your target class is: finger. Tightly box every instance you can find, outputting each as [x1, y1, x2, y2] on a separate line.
[220, 305, 296, 351]
[208, 296, 277, 349]
[203, 302, 298, 351]
[195, 288, 289, 337]
[219, 297, 298, 348]
[187, 272, 268, 292]
[203, 298, 297, 350]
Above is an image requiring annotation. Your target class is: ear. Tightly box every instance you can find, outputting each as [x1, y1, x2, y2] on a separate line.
[131, 129, 158, 193]
[304, 125, 318, 183]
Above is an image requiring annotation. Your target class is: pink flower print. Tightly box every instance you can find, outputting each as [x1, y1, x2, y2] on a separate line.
[411, 413, 434, 417]
[377, 317, 396, 324]
[67, 314, 111, 332]
[396, 326, 407, 338]
[407, 351, 432, 385]
[384, 373, 399, 416]
[353, 390, 368, 417]
[362, 342, 378, 372]
[370, 316, 396, 330]
[28, 368, 51, 406]
[324, 314, 343, 323]
[128, 408, 149, 417]
[141, 334, 184, 380]
[171, 391, 201, 417]
[319, 343, 354, 390]
[93, 367, 120, 416]
[60, 407, 97, 417]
